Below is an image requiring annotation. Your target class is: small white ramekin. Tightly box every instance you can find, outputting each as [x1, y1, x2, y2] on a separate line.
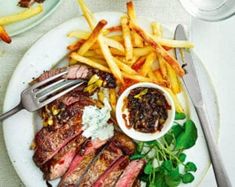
[116, 82, 175, 141]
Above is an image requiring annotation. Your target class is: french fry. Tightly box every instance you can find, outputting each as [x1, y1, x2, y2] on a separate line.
[166, 88, 184, 113]
[154, 69, 167, 86]
[98, 35, 124, 83]
[103, 37, 125, 53]
[67, 30, 90, 39]
[147, 70, 159, 83]
[78, 20, 107, 55]
[106, 25, 122, 33]
[158, 55, 168, 79]
[129, 21, 185, 76]
[68, 57, 78, 65]
[127, 1, 136, 21]
[70, 53, 111, 73]
[131, 56, 146, 71]
[0, 5, 43, 25]
[88, 57, 107, 66]
[109, 88, 117, 111]
[153, 37, 194, 48]
[77, 0, 96, 29]
[67, 39, 85, 52]
[132, 32, 144, 47]
[140, 52, 156, 76]
[151, 22, 162, 37]
[122, 72, 152, 82]
[0, 26, 11, 44]
[114, 58, 137, 75]
[109, 35, 123, 42]
[84, 50, 104, 59]
[165, 62, 181, 94]
[133, 46, 153, 57]
[110, 48, 125, 56]
[121, 16, 133, 61]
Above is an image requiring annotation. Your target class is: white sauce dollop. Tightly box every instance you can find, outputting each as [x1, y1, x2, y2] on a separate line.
[82, 98, 114, 140]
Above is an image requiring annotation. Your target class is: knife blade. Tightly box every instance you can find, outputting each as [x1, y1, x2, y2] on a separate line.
[174, 24, 203, 106]
[174, 24, 231, 187]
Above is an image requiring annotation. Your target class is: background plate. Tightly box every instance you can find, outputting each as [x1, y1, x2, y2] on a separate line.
[2, 12, 219, 187]
[0, 0, 62, 36]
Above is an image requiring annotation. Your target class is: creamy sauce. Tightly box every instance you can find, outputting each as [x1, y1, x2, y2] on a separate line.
[82, 98, 114, 140]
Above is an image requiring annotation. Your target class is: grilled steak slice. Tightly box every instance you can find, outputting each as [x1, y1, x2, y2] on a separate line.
[41, 134, 87, 180]
[40, 93, 94, 131]
[59, 139, 107, 187]
[115, 159, 145, 187]
[79, 142, 123, 187]
[112, 131, 136, 155]
[93, 156, 129, 187]
[33, 123, 82, 166]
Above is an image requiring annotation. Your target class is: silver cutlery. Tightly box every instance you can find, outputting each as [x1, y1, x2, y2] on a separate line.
[0, 71, 85, 121]
[174, 24, 231, 187]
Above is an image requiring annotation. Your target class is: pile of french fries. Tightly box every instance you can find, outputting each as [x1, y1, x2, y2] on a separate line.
[0, 5, 43, 44]
[67, 0, 194, 113]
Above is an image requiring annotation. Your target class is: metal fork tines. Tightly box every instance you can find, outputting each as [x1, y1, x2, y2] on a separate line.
[0, 71, 86, 121]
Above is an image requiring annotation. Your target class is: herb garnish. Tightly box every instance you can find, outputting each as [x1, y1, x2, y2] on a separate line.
[131, 112, 198, 186]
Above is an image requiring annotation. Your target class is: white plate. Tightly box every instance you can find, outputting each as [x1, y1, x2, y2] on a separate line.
[2, 12, 219, 187]
[0, 0, 62, 36]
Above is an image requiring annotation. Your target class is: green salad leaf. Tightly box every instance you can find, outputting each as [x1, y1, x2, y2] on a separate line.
[176, 120, 198, 150]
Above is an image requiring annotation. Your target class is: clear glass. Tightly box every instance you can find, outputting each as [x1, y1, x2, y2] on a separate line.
[179, 0, 235, 21]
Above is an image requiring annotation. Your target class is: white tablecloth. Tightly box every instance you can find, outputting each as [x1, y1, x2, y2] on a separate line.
[0, 0, 234, 186]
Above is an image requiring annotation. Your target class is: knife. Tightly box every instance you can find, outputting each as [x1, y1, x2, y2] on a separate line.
[174, 25, 231, 187]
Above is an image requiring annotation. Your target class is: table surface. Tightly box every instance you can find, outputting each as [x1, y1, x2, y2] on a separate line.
[0, 0, 234, 186]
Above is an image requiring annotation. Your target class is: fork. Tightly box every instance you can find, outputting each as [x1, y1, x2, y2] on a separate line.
[0, 71, 86, 121]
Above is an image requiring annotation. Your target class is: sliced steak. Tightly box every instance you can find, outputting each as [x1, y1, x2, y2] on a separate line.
[112, 131, 136, 155]
[92, 156, 129, 187]
[65, 65, 91, 80]
[79, 142, 123, 187]
[41, 134, 87, 180]
[115, 159, 145, 187]
[59, 139, 107, 187]
[33, 123, 82, 166]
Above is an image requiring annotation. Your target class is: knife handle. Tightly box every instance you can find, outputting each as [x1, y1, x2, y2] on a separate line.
[195, 105, 232, 187]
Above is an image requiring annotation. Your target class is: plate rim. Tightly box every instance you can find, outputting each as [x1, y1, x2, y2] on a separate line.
[8, 0, 62, 37]
[2, 11, 220, 187]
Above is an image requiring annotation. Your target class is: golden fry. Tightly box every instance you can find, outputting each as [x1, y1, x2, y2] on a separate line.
[114, 58, 137, 75]
[70, 52, 111, 73]
[153, 37, 194, 48]
[158, 55, 168, 79]
[0, 5, 43, 25]
[0, 26, 11, 44]
[127, 1, 136, 21]
[103, 37, 125, 53]
[166, 88, 184, 113]
[98, 35, 124, 83]
[78, 20, 107, 55]
[67, 30, 90, 39]
[133, 46, 153, 57]
[140, 52, 156, 76]
[132, 31, 143, 47]
[165, 62, 181, 94]
[77, 0, 96, 29]
[129, 21, 185, 76]
[121, 16, 133, 61]
[151, 22, 162, 37]
[122, 72, 152, 82]
[67, 39, 85, 52]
